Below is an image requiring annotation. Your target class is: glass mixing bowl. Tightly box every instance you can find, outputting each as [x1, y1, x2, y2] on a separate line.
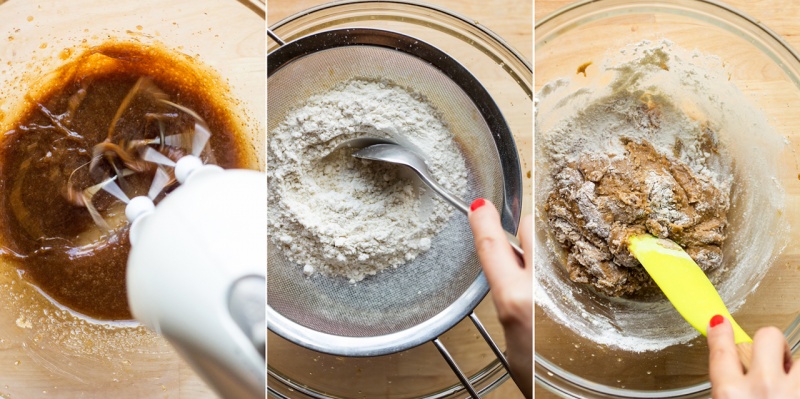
[0, 0, 263, 397]
[267, 1, 531, 398]
[535, 0, 800, 397]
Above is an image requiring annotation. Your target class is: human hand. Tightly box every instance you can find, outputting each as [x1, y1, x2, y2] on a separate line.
[707, 315, 797, 398]
[468, 198, 532, 398]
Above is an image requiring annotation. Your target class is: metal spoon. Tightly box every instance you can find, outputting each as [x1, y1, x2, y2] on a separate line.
[352, 143, 523, 257]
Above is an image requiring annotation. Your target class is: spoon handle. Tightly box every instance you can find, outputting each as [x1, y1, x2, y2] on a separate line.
[423, 178, 524, 258]
[505, 232, 524, 258]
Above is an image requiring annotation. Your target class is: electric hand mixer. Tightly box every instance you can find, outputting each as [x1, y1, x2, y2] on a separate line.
[85, 114, 265, 398]
[125, 155, 265, 399]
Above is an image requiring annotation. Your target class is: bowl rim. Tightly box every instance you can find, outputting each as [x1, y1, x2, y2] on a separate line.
[269, 0, 532, 77]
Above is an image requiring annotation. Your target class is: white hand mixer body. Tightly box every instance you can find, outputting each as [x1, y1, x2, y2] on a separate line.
[125, 155, 266, 399]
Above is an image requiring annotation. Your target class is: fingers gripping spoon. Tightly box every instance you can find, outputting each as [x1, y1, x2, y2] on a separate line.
[627, 234, 753, 370]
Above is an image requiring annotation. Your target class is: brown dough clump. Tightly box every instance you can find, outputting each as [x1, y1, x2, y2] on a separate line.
[545, 139, 729, 296]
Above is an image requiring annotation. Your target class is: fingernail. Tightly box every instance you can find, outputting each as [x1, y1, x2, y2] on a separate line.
[470, 198, 486, 212]
[709, 314, 724, 328]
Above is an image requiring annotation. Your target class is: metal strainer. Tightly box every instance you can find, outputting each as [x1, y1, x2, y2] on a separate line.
[267, 28, 521, 397]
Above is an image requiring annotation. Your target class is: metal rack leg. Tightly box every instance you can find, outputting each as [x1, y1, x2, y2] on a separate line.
[268, 29, 286, 46]
[469, 312, 511, 373]
[433, 338, 481, 399]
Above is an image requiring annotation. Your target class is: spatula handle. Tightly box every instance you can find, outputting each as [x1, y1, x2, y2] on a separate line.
[736, 342, 753, 372]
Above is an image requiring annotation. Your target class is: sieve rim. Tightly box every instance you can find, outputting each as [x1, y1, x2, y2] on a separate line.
[267, 28, 522, 357]
[266, 275, 490, 357]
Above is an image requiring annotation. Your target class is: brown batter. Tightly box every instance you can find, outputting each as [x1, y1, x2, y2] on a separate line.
[545, 139, 729, 296]
[0, 42, 250, 320]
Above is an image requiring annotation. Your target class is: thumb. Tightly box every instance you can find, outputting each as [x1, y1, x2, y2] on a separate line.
[707, 315, 744, 386]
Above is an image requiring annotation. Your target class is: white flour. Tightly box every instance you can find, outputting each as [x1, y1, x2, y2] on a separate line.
[269, 78, 467, 282]
[536, 40, 788, 352]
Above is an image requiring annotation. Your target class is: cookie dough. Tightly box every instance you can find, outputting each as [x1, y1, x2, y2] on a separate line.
[545, 139, 729, 296]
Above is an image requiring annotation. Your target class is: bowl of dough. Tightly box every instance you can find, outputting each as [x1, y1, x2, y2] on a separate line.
[536, 0, 800, 397]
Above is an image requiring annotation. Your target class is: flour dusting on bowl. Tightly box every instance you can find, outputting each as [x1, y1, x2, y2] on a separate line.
[536, 40, 788, 352]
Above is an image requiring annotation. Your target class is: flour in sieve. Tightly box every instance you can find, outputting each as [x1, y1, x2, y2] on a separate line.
[268, 78, 467, 282]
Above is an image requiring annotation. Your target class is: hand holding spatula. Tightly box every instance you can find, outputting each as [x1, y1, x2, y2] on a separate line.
[627, 234, 753, 370]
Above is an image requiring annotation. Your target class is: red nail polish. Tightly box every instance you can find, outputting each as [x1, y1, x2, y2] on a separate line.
[470, 198, 486, 212]
[710, 314, 724, 328]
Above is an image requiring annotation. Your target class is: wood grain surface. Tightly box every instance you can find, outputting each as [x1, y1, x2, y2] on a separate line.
[268, 1, 531, 398]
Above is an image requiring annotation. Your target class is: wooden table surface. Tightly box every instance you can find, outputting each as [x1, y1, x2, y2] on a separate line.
[268, 2, 531, 398]
[535, 0, 800, 398]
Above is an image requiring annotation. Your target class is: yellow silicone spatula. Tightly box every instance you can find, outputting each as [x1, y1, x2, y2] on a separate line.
[627, 234, 753, 370]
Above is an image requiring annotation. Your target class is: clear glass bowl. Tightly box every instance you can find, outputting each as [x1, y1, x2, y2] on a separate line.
[535, 0, 800, 397]
[268, 1, 532, 398]
[0, 0, 263, 397]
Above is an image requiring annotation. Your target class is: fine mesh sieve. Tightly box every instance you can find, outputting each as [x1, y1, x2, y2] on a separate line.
[267, 28, 521, 359]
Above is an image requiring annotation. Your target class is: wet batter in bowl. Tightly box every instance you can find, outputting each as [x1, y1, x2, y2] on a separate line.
[0, 42, 251, 320]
